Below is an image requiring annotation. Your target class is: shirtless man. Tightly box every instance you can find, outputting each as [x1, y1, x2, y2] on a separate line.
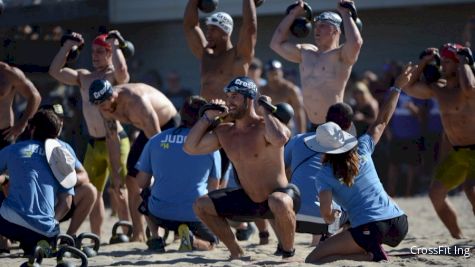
[270, 0, 363, 126]
[260, 59, 306, 133]
[184, 0, 257, 100]
[49, 31, 131, 240]
[184, 77, 300, 259]
[0, 62, 41, 147]
[403, 43, 475, 239]
[89, 80, 179, 242]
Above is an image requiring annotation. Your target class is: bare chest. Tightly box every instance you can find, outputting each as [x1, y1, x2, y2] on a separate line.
[260, 84, 292, 104]
[219, 127, 264, 161]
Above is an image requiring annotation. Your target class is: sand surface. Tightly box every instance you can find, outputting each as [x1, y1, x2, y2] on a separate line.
[1, 194, 474, 266]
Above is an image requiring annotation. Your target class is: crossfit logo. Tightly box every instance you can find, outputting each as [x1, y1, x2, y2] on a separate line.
[233, 78, 257, 90]
[93, 87, 109, 99]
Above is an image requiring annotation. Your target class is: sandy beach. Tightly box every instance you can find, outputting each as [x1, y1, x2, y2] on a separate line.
[1, 194, 474, 266]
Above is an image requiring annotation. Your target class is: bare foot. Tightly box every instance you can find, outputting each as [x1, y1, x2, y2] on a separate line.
[131, 234, 146, 242]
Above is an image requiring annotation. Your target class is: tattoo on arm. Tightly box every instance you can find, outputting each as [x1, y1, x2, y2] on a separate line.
[104, 119, 118, 137]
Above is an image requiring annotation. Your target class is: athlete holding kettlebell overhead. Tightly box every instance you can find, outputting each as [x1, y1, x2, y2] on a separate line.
[49, 30, 132, 241]
[184, 0, 257, 101]
[271, 0, 363, 128]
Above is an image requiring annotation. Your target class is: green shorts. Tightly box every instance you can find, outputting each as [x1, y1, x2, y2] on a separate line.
[434, 147, 475, 191]
[83, 135, 130, 193]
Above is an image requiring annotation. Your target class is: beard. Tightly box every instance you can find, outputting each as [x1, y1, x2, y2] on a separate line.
[228, 102, 247, 120]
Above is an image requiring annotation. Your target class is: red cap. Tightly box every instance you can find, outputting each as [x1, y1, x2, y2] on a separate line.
[92, 34, 111, 50]
[440, 43, 463, 63]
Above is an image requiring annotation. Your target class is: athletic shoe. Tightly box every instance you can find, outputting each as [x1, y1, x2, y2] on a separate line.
[178, 224, 193, 252]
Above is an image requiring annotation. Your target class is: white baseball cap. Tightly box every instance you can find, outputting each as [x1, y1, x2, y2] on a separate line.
[45, 139, 77, 189]
[304, 122, 358, 154]
[206, 12, 234, 35]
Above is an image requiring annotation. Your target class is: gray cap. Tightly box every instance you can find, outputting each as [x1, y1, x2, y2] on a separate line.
[314, 12, 342, 29]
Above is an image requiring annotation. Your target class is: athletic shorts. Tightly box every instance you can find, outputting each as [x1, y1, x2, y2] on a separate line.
[209, 184, 301, 221]
[126, 115, 180, 177]
[83, 131, 130, 192]
[148, 214, 218, 244]
[0, 127, 13, 150]
[0, 215, 56, 256]
[349, 214, 408, 262]
[434, 145, 475, 191]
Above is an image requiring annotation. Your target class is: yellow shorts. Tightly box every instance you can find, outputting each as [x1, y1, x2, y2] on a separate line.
[434, 147, 475, 191]
[83, 136, 130, 192]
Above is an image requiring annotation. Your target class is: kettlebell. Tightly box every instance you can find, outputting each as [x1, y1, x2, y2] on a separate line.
[53, 233, 76, 255]
[21, 246, 44, 267]
[60, 34, 84, 63]
[76, 232, 100, 258]
[286, 2, 313, 38]
[419, 49, 441, 84]
[109, 220, 133, 244]
[257, 97, 295, 124]
[56, 246, 88, 267]
[255, 0, 265, 7]
[106, 31, 135, 58]
[339, 1, 363, 33]
[198, 0, 218, 13]
[146, 226, 170, 243]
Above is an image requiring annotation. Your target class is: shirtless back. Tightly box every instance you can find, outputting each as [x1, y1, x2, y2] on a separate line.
[0, 62, 41, 142]
[184, 0, 257, 100]
[271, 1, 363, 125]
[91, 82, 178, 138]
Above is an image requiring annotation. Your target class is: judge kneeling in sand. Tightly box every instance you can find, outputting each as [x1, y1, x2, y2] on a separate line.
[305, 65, 414, 263]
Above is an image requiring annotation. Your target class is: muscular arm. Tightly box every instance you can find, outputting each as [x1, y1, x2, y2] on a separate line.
[458, 61, 475, 92]
[270, 7, 303, 63]
[5, 67, 41, 140]
[403, 62, 435, 99]
[110, 43, 130, 84]
[338, 9, 363, 65]
[236, 0, 257, 62]
[49, 43, 83, 86]
[262, 111, 291, 147]
[55, 192, 72, 221]
[183, 0, 207, 59]
[136, 171, 152, 189]
[288, 85, 306, 133]
[184, 116, 221, 155]
[103, 116, 124, 188]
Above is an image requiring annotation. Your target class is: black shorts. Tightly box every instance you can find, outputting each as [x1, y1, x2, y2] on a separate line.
[59, 200, 77, 223]
[127, 115, 180, 177]
[0, 215, 56, 256]
[148, 214, 218, 244]
[209, 184, 301, 221]
[0, 127, 13, 150]
[349, 214, 408, 262]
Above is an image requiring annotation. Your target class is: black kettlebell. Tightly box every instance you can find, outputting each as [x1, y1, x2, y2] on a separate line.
[76, 232, 100, 258]
[286, 2, 313, 38]
[56, 246, 88, 267]
[53, 233, 76, 255]
[106, 31, 135, 58]
[255, 0, 265, 7]
[419, 49, 441, 84]
[198, 0, 218, 13]
[109, 220, 133, 244]
[257, 97, 295, 124]
[339, 1, 363, 33]
[146, 226, 170, 243]
[21, 246, 44, 267]
[60, 34, 84, 63]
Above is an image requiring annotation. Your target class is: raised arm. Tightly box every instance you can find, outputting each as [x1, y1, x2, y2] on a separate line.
[456, 47, 475, 92]
[257, 96, 291, 146]
[183, 0, 207, 59]
[403, 53, 436, 99]
[106, 30, 130, 84]
[236, 0, 257, 62]
[48, 32, 85, 86]
[367, 65, 414, 144]
[270, 1, 305, 63]
[4, 67, 41, 140]
[337, 0, 363, 65]
[183, 101, 224, 155]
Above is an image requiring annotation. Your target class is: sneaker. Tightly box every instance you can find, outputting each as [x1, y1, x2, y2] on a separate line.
[178, 224, 193, 252]
[146, 238, 165, 253]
